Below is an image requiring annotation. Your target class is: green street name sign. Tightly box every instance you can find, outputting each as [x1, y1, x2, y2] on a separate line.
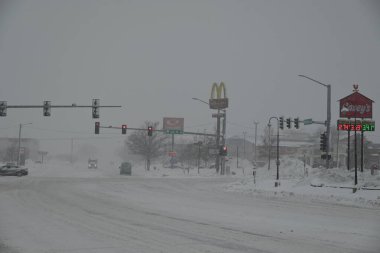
[165, 129, 183, 134]
[303, 119, 313, 125]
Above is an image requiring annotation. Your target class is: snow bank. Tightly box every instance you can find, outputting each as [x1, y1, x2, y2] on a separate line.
[224, 156, 380, 208]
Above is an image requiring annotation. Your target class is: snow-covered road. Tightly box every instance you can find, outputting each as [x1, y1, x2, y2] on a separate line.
[0, 176, 379, 253]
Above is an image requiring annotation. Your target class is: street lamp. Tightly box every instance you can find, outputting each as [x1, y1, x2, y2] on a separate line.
[192, 97, 209, 106]
[268, 117, 280, 187]
[298, 74, 331, 169]
[17, 122, 32, 166]
[192, 97, 227, 174]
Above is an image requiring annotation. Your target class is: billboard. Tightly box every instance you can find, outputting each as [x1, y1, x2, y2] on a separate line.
[163, 117, 184, 131]
[339, 91, 373, 119]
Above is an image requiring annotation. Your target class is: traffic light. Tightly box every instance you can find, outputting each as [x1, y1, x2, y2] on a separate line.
[320, 132, 327, 152]
[92, 99, 99, 119]
[43, 101, 51, 116]
[147, 126, 153, 136]
[279, 117, 284, 130]
[95, 122, 100, 134]
[286, 118, 291, 129]
[294, 117, 299, 129]
[219, 145, 227, 156]
[0, 101, 7, 117]
[122, 124, 127, 134]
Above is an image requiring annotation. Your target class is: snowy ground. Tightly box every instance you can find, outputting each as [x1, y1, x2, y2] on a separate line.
[22, 157, 380, 208]
[0, 158, 379, 253]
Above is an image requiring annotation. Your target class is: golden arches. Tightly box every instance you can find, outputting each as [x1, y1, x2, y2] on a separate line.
[210, 82, 227, 99]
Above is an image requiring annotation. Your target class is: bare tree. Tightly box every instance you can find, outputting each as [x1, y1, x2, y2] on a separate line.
[126, 121, 168, 170]
[260, 125, 275, 158]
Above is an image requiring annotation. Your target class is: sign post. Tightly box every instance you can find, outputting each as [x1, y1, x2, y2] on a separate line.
[338, 84, 374, 190]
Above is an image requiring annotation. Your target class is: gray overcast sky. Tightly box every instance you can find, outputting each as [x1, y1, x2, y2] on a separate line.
[0, 0, 379, 156]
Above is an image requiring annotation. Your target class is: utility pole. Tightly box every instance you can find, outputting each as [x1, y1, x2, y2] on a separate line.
[236, 146, 239, 168]
[17, 124, 22, 166]
[268, 125, 271, 171]
[17, 123, 32, 166]
[254, 121, 259, 165]
[336, 130, 340, 168]
[243, 131, 247, 160]
[70, 138, 74, 164]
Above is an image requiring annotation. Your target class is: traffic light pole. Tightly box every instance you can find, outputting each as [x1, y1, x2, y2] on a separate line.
[326, 84, 331, 169]
[17, 123, 32, 166]
[268, 116, 280, 187]
[298, 75, 331, 169]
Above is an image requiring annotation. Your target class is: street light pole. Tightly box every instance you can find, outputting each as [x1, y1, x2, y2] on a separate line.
[298, 75, 331, 169]
[17, 123, 32, 166]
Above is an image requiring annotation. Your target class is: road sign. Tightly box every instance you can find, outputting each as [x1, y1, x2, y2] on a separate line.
[303, 118, 313, 125]
[209, 98, 228, 110]
[165, 129, 183, 134]
[168, 151, 176, 157]
[163, 117, 184, 131]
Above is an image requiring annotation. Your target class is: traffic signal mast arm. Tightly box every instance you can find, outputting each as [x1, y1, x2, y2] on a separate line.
[5, 105, 121, 108]
[95, 124, 217, 137]
[1, 100, 121, 118]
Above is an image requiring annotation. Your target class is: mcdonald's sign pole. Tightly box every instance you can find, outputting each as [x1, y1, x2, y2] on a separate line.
[209, 82, 228, 174]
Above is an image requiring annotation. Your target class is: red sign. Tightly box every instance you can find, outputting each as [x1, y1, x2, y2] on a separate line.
[163, 117, 184, 131]
[339, 91, 373, 118]
[168, 151, 176, 157]
[337, 120, 375, 132]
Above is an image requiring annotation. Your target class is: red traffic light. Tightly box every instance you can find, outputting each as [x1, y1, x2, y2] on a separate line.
[219, 145, 227, 156]
[95, 122, 100, 134]
[147, 126, 153, 136]
[122, 124, 127, 134]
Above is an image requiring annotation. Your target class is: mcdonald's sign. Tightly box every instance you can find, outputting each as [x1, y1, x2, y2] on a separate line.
[209, 82, 228, 109]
